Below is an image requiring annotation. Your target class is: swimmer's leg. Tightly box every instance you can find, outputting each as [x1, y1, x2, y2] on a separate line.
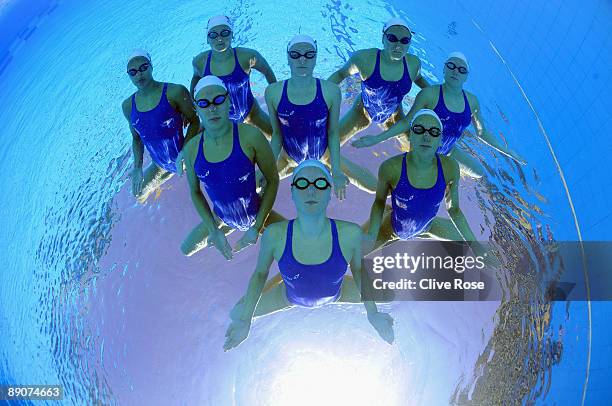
[137, 163, 173, 203]
[229, 273, 286, 320]
[340, 155, 377, 194]
[383, 108, 410, 152]
[276, 149, 297, 180]
[263, 209, 286, 227]
[338, 276, 362, 303]
[449, 147, 484, 179]
[339, 95, 372, 146]
[180, 222, 235, 256]
[420, 217, 463, 241]
[244, 100, 272, 140]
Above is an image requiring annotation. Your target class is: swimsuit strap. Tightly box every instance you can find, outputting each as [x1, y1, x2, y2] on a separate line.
[373, 49, 382, 77]
[284, 219, 295, 258]
[439, 85, 445, 106]
[435, 153, 446, 184]
[329, 219, 342, 258]
[131, 92, 137, 111]
[315, 78, 323, 99]
[402, 54, 409, 77]
[400, 152, 409, 183]
[204, 52, 212, 76]
[281, 79, 289, 101]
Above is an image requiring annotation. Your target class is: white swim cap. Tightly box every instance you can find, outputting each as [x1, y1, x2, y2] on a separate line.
[292, 159, 332, 183]
[194, 75, 227, 97]
[383, 17, 411, 33]
[207, 15, 232, 33]
[287, 34, 317, 51]
[127, 48, 151, 64]
[410, 109, 443, 130]
[447, 51, 470, 70]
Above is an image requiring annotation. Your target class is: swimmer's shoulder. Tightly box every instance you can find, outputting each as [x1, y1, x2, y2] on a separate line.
[379, 154, 405, 185]
[121, 96, 132, 119]
[165, 82, 190, 99]
[334, 220, 361, 241]
[183, 131, 203, 162]
[439, 154, 460, 183]
[319, 78, 341, 104]
[352, 48, 377, 65]
[192, 51, 211, 74]
[261, 220, 289, 254]
[463, 90, 479, 111]
[264, 80, 284, 104]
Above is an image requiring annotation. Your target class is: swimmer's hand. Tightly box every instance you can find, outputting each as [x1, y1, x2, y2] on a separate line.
[209, 229, 233, 260]
[255, 169, 266, 192]
[233, 226, 259, 253]
[132, 168, 144, 197]
[176, 150, 186, 176]
[368, 310, 395, 344]
[351, 134, 381, 149]
[332, 171, 349, 200]
[224, 318, 251, 351]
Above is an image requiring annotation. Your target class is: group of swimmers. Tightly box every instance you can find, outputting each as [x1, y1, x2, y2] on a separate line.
[122, 15, 523, 349]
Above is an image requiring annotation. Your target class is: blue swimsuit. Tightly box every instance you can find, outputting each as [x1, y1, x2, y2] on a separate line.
[433, 86, 472, 155]
[193, 123, 259, 231]
[130, 83, 184, 173]
[391, 153, 446, 239]
[361, 50, 412, 123]
[203, 49, 255, 123]
[277, 78, 328, 163]
[279, 219, 348, 308]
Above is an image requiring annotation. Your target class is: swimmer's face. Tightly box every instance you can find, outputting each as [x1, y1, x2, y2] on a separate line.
[207, 24, 233, 52]
[127, 57, 153, 89]
[443, 57, 469, 86]
[195, 85, 231, 129]
[291, 167, 332, 215]
[382, 25, 411, 61]
[409, 114, 442, 155]
[287, 42, 317, 77]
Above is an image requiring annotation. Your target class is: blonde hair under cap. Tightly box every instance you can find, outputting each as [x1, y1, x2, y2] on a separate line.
[292, 159, 332, 183]
[447, 51, 469, 70]
[287, 34, 317, 51]
[410, 109, 443, 130]
[207, 15, 232, 32]
[194, 75, 227, 97]
[127, 48, 151, 64]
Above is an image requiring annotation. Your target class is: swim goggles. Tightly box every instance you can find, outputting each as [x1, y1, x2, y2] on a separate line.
[196, 92, 229, 108]
[292, 177, 331, 190]
[127, 63, 150, 76]
[208, 29, 232, 39]
[385, 33, 411, 45]
[411, 125, 441, 137]
[445, 61, 468, 74]
[288, 50, 317, 59]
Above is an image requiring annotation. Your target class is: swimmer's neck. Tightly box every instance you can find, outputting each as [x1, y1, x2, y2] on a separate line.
[289, 75, 315, 88]
[442, 81, 463, 95]
[294, 215, 328, 238]
[205, 120, 233, 142]
[212, 47, 234, 61]
[137, 80, 163, 96]
[407, 151, 436, 169]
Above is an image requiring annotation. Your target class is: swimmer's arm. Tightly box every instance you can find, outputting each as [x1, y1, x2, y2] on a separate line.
[367, 161, 392, 240]
[264, 85, 283, 160]
[239, 228, 276, 321]
[348, 228, 379, 315]
[327, 84, 343, 176]
[184, 138, 219, 233]
[122, 99, 144, 169]
[327, 53, 359, 84]
[251, 129, 280, 231]
[190, 56, 203, 97]
[172, 85, 201, 144]
[248, 49, 277, 84]
[445, 159, 478, 243]
[413, 58, 430, 89]
[471, 97, 526, 164]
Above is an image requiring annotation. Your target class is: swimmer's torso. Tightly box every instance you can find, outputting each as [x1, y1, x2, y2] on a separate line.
[130, 82, 184, 173]
[193, 123, 259, 231]
[193, 48, 254, 122]
[389, 153, 448, 239]
[275, 78, 330, 163]
[432, 85, 473, 154]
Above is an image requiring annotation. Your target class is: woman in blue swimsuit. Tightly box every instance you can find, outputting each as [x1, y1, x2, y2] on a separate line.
[224, 160, 394, 350]
[181, 76, 283, 259]
[328, 17, 429, 146]
[190, 15, 277, 138]
[353, 52, 526, 178]
[365, 109, 488, 253]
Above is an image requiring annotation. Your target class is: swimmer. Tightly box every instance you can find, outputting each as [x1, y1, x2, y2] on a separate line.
[352, 52, 526, 178]
[181, 76, 283, 259]
[364, 109, 494, 260]
[328, 17, 429, 146]
[265, 34, 377, 196]
[191, 15, 276, 137]
[224, 160, 394, 351]
[121, 49, 200, 202]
